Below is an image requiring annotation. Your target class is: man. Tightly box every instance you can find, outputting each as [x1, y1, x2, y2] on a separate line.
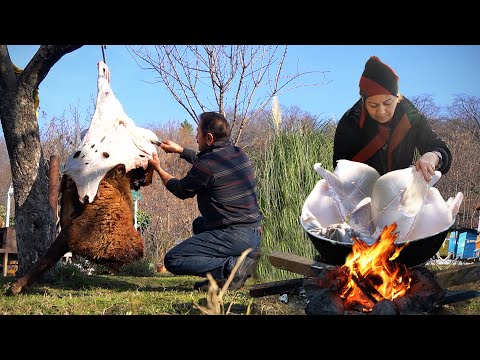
[149, 112, 263, 291]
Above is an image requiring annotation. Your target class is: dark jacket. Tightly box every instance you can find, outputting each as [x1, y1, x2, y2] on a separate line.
[333, 97, 451, 176]
[166, 138, 263, 230]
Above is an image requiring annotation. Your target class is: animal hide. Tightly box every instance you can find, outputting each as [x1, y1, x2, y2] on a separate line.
[9, 61, 159, 295]
[64, 61, 159, 204]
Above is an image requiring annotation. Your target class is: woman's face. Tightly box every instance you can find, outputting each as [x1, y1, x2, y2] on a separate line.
[365, 94, 399, 123]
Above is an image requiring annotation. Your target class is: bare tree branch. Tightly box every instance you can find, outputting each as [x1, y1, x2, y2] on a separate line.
[409, 93, 442, 119]
[128, 45, 330, 145]
[447, 94, 480, 143]
[22, 45, 82, 89]
[0, 45, 16, 91]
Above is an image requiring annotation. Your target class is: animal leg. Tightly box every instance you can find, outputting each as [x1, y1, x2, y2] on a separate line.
[9, 231, 70, 296]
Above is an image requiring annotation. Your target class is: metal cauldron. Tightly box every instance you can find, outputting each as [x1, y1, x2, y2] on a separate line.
[300, 217, 453, 268]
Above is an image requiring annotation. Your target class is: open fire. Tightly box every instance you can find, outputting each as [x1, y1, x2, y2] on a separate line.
[342, 223, 410, 311]
[303, 223, 446, 315]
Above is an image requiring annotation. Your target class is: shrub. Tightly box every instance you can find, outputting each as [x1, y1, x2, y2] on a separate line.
[119, 258, 156, 277]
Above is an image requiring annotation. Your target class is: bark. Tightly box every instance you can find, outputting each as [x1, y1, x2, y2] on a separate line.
[0, 45, 82, 276]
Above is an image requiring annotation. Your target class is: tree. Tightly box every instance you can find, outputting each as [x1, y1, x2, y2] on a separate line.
[408, 93, 442, 120]
[180, 119, 193, 133]
[0, 45, 82, 276]
[447, 94, 480, 143]
[128, 45, 328, 145]
[0, 136, 12, 211]
[431, 105, 480, 229]
[39, 100, 92, 165]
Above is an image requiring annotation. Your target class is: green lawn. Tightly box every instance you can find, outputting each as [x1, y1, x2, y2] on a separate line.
[0, 271, 306, 315]
[0, 262, 478, 315]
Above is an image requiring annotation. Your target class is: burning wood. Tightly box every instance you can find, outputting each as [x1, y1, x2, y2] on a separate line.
[303, 224, 446, 315]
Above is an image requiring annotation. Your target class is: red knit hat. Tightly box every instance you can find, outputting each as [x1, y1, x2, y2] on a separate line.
[359, 56, 399, 98]
[358, 56, 399, 127]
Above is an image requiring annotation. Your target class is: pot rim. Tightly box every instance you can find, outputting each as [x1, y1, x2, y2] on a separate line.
[299, 216, 455, 247]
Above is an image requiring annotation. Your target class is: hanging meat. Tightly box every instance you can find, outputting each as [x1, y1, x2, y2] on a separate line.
[10, 61, 160, 295]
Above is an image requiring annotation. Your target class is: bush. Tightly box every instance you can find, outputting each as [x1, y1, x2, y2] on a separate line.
[119, 258, 156, 277]
[54, 263, 92, 287]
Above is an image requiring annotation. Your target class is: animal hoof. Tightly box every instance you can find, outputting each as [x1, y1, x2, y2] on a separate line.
[9, 281, 25, 296]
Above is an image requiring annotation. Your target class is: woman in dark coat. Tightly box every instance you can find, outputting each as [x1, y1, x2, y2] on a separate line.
[333, 56, 451, 182]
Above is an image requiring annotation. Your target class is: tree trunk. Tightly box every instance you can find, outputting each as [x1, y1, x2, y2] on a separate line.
[0, 45, 82, 277]
[3, 87, 56, 277]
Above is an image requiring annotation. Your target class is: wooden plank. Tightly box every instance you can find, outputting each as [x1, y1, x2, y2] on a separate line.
[2, 253, 8, 277]
[269, 251, 327, 277]
[249, 278, 305, 298]
[433, 263, 480, 289]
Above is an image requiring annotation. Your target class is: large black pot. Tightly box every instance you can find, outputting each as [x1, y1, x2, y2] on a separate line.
[300, 217, 453, 268]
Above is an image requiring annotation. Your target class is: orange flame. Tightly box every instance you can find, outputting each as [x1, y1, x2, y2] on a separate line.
[341, 223, 411, 312]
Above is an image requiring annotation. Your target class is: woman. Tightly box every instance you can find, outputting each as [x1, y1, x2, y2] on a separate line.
[333, 56, 451, 182]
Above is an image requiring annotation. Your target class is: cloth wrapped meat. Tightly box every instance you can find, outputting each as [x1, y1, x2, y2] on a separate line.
[301, 160, 463, 245]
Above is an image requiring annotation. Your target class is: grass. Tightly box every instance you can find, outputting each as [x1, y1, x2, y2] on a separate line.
[0, 271, 306, 315]
[1, 267, 478, 315]
[253, 123, 334, 281]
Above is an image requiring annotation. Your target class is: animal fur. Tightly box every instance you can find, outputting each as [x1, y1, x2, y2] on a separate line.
[10, 164, 152, 295]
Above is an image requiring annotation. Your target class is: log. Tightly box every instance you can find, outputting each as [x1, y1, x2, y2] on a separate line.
[269, 251, 328, 277]
[433, 262, 480, 289]
[48, 155, 60, 222]
[249, 278, 305, 298]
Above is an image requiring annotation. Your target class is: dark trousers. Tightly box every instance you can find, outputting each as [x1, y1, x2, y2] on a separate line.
[164, 216, 262, 280]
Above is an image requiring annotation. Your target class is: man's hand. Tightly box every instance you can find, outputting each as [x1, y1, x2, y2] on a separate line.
[148, 151, 174, 187]
[148, 152, 162, 173]
[415, 152, 439, 182]
[160, 140, 184, 154]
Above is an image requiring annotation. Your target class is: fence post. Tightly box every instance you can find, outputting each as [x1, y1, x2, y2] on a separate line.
[48, 155, 61, 224]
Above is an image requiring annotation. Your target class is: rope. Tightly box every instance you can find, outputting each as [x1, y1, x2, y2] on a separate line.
[101, 45, 107, 63]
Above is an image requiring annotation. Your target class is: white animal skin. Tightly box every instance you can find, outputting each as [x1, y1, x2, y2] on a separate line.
[301, 179, 343, 229]
[64, 61, 159, 203]
[370, 166, 432, 242]
[302, 160, 463, 244]
[313, 160, 380, 220]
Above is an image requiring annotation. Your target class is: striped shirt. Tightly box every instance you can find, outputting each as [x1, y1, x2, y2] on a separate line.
[166, 138, 263, 229]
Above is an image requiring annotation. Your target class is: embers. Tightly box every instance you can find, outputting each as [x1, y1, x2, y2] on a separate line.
[303, 266, 446, 315]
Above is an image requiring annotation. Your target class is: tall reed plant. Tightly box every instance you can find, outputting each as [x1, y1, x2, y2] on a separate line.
[252, 120, 334, 281]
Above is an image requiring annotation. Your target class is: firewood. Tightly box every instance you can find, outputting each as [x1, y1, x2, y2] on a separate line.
[350, 272, 381, 304]
[433, 263, 480, 289]
[268, 251, 328, 277]
[249, 278, 305, 298]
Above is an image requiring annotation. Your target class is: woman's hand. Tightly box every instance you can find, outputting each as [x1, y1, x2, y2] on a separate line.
[160, 140, 184, 154]
[415, 152, 439, 182]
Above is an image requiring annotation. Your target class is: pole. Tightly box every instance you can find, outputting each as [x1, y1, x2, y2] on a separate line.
[477, 211, 480, 233]
[6, 183, 13, 227]
[48, 155, 60, 226]
[134, 198, 138, 230]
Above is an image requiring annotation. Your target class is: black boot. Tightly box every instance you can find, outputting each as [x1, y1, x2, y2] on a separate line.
[229, 254, 259, 290]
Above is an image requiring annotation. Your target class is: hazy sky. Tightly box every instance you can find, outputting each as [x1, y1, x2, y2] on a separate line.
[4, 45, 480, 134]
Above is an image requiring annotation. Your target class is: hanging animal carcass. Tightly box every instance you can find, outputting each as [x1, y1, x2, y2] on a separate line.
[10, 61, 160, 295]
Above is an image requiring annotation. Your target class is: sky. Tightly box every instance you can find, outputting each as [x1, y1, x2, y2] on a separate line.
[3, 45, 480, 135]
